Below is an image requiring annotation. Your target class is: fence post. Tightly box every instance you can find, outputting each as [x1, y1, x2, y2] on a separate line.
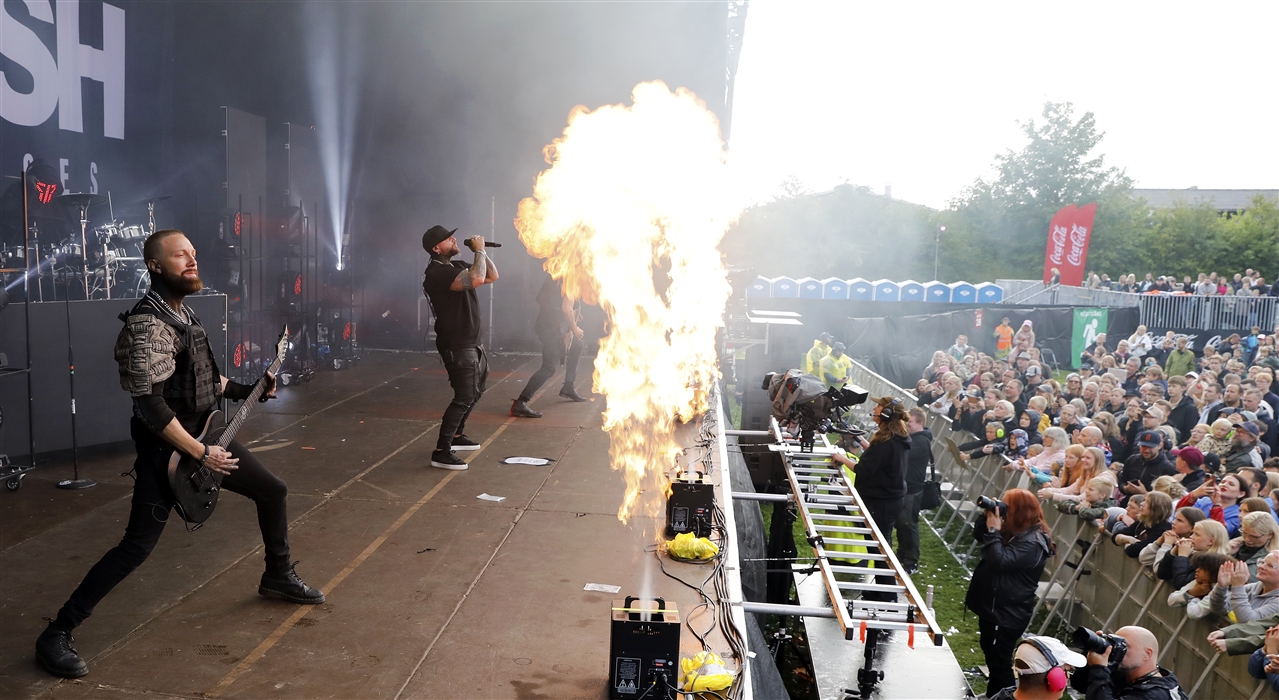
[1100, 567, 1148, 631]
[1186, 651, 1221, 700]
[1036, 531, 1105, 636]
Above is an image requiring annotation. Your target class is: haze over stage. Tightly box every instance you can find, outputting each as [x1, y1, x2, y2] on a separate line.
[0, 351, 739, 699]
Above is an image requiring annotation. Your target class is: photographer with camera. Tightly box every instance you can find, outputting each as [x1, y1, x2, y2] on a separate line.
[964, 489, 1055, 695]
[1070, 626, 1186, 699]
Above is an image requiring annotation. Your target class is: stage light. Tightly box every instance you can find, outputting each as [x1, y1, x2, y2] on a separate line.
[304, 3, 360, 270]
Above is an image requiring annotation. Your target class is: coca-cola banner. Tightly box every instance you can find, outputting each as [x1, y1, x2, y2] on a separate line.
[1042, 203, 1098, 286]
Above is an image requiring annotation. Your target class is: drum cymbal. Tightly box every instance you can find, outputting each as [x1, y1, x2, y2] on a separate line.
[119, 194, 172, 210]
[57, 192, 108, 208]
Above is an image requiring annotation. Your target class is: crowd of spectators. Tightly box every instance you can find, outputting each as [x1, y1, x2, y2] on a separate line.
[1082, 268, 1279, 298]
[912, 319, 1279, 696]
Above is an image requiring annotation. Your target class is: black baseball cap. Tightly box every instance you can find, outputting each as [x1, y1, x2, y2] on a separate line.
[422, 225, 458, 252]
[1136, 430, 1163, 448]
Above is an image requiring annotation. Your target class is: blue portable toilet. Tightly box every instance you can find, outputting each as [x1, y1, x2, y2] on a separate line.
[899, 280, 925, 302]
[949, 281, 976, 304]
[746, 276, 771, 298]
[976, 282, 1005, 303]
[872, 279, 901, 302]
[848, 277, 873, 300]
[797, 277, 823, 299]
[772, 276, 798, 298]
[924, 280, 951, 303]
[821, 277, 849, 300]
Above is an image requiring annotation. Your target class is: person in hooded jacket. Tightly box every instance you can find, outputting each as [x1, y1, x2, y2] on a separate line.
[1019, 409, 1043, 446]
[965, 488, 1056, 696]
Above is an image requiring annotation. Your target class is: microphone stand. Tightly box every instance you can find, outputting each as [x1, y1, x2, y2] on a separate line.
[57, 202, 95, 490]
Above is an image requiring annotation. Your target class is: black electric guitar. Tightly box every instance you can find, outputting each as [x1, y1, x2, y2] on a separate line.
[168, 326, 289, 527]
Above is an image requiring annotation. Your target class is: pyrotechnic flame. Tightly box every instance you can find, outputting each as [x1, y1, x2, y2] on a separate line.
[516, 81, 738, 527]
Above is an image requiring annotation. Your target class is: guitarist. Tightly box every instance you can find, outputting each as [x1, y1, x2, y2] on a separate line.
[36, 230, 323, 679]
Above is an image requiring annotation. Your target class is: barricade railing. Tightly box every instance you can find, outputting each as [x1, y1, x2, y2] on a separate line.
[843, 355, 1269, 699]
[1140, 294, 1278, 333]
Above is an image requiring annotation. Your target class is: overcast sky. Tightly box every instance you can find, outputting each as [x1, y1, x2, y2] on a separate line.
[728, 0, 1279, 210]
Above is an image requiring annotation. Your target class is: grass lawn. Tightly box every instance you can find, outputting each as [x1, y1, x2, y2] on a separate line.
[918, 514, 986, 697]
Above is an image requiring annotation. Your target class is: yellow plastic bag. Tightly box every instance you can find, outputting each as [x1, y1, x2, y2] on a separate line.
[668, 532, 719, 560]
[680, 651, 733, 693]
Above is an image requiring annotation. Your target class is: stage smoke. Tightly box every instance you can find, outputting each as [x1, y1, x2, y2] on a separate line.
[516, 81, 738, 530]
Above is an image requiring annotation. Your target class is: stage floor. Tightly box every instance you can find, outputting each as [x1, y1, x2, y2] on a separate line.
[0, 350, 725, 699]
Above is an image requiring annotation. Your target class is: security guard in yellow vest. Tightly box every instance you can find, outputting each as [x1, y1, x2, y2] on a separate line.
[804, 332, 833, 376]
[819, 342, 852, 389]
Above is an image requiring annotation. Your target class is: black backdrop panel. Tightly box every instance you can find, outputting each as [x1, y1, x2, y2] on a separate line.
[0, 296, 227, 458]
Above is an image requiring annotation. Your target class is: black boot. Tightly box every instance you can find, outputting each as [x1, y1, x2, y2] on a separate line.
[35, 621, 88, 678]
[559, 385, 588, 402]
[259, 562, 325, 604]
[511, 399, 542, 418]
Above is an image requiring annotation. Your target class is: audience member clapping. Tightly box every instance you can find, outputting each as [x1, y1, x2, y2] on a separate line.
[1210, 553, 1279, 623]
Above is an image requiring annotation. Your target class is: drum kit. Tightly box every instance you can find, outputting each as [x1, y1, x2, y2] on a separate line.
[2, 193, 171, 301]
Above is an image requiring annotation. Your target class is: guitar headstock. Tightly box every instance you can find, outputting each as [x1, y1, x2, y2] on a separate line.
[273, 325, 289, 366]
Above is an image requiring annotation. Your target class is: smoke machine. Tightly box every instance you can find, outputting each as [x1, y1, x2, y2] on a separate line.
[608, 597, 681, 700]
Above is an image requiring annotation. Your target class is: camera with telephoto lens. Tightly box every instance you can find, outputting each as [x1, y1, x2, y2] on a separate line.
[976, 495, 1007, 517]
[1072, 627, 1128, 670]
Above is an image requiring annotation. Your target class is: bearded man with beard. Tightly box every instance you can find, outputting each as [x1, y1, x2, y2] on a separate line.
[34, 230, 323, 679]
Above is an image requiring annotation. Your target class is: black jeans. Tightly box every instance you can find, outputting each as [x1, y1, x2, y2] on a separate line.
[55, 426, 290, 630]
[979, 616, 1025, 696]
[438, 345, 488, 451]
[517, 322, 582, 402]
[895, 490, 923, 570]
[861, 496, 903, 602]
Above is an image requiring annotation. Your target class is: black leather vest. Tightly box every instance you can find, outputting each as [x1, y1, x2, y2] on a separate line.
[124, 299, 222, 416]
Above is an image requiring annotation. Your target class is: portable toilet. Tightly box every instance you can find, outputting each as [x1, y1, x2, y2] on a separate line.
[746, 276, 771, 298]
[872, 279, 901, 302]
[924, 280, 951, 303]
[797, 277, 823, 299]
[949, 281, 977, 304]
[847, 277, 873, 301]
[899, 280, 925, 302]
[771, 276, 798, 298]
[976, 282, 1005, 304]
[821, 277, 849, 300]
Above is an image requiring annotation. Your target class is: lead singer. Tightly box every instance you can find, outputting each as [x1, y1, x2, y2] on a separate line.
[422, 225, 498, 470]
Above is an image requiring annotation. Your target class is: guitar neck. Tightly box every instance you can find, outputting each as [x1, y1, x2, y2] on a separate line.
[216, 355, 285, 448]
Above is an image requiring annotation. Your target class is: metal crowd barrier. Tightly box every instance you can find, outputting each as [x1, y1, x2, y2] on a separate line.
[843, 356, 1271, 699]
[1141, 294, 1278, 334]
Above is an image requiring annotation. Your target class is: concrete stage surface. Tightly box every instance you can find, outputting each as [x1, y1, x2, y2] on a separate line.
[1, 350, 737, 699]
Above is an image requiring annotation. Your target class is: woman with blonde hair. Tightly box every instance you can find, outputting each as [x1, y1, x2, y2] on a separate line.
[1090, 411, 1125, 458]
[1040, 446, 1104, 503]
[1231, 511, 1279, 580]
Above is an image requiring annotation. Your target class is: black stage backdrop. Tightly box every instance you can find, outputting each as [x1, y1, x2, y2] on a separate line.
[0, 296, 227, 458]
[740, 298, 1139, 389]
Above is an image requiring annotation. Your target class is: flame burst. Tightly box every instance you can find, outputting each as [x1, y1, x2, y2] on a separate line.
[516, 81, 738, 525]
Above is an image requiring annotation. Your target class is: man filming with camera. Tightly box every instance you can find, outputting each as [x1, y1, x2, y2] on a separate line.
[1070, 626, 1186, 700]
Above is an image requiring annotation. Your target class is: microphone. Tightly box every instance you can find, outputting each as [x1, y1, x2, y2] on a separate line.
[465, 237, 502, 248]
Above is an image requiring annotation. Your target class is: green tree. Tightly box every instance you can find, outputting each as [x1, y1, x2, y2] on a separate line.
[936, 102, 1143, 281]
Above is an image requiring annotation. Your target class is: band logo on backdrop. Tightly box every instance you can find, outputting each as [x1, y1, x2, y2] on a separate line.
[1042, 203, 1098, 286]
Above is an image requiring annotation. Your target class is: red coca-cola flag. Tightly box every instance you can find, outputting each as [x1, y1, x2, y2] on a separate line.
[1042, 203, 1098, 286]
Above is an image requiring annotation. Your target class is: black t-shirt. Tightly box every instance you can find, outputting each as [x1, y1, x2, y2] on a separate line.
[535, 274, 563, 332]
[423, 255, 481, 350]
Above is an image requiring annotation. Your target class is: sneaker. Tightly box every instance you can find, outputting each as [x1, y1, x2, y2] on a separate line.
[450, 435, 481, 451]
[430, 450, 469, 470]
[35, 622, 88, 678]
[258, 562, 325, 604]
[559, 386, 588, 402]
[510, 400, 542, 418]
